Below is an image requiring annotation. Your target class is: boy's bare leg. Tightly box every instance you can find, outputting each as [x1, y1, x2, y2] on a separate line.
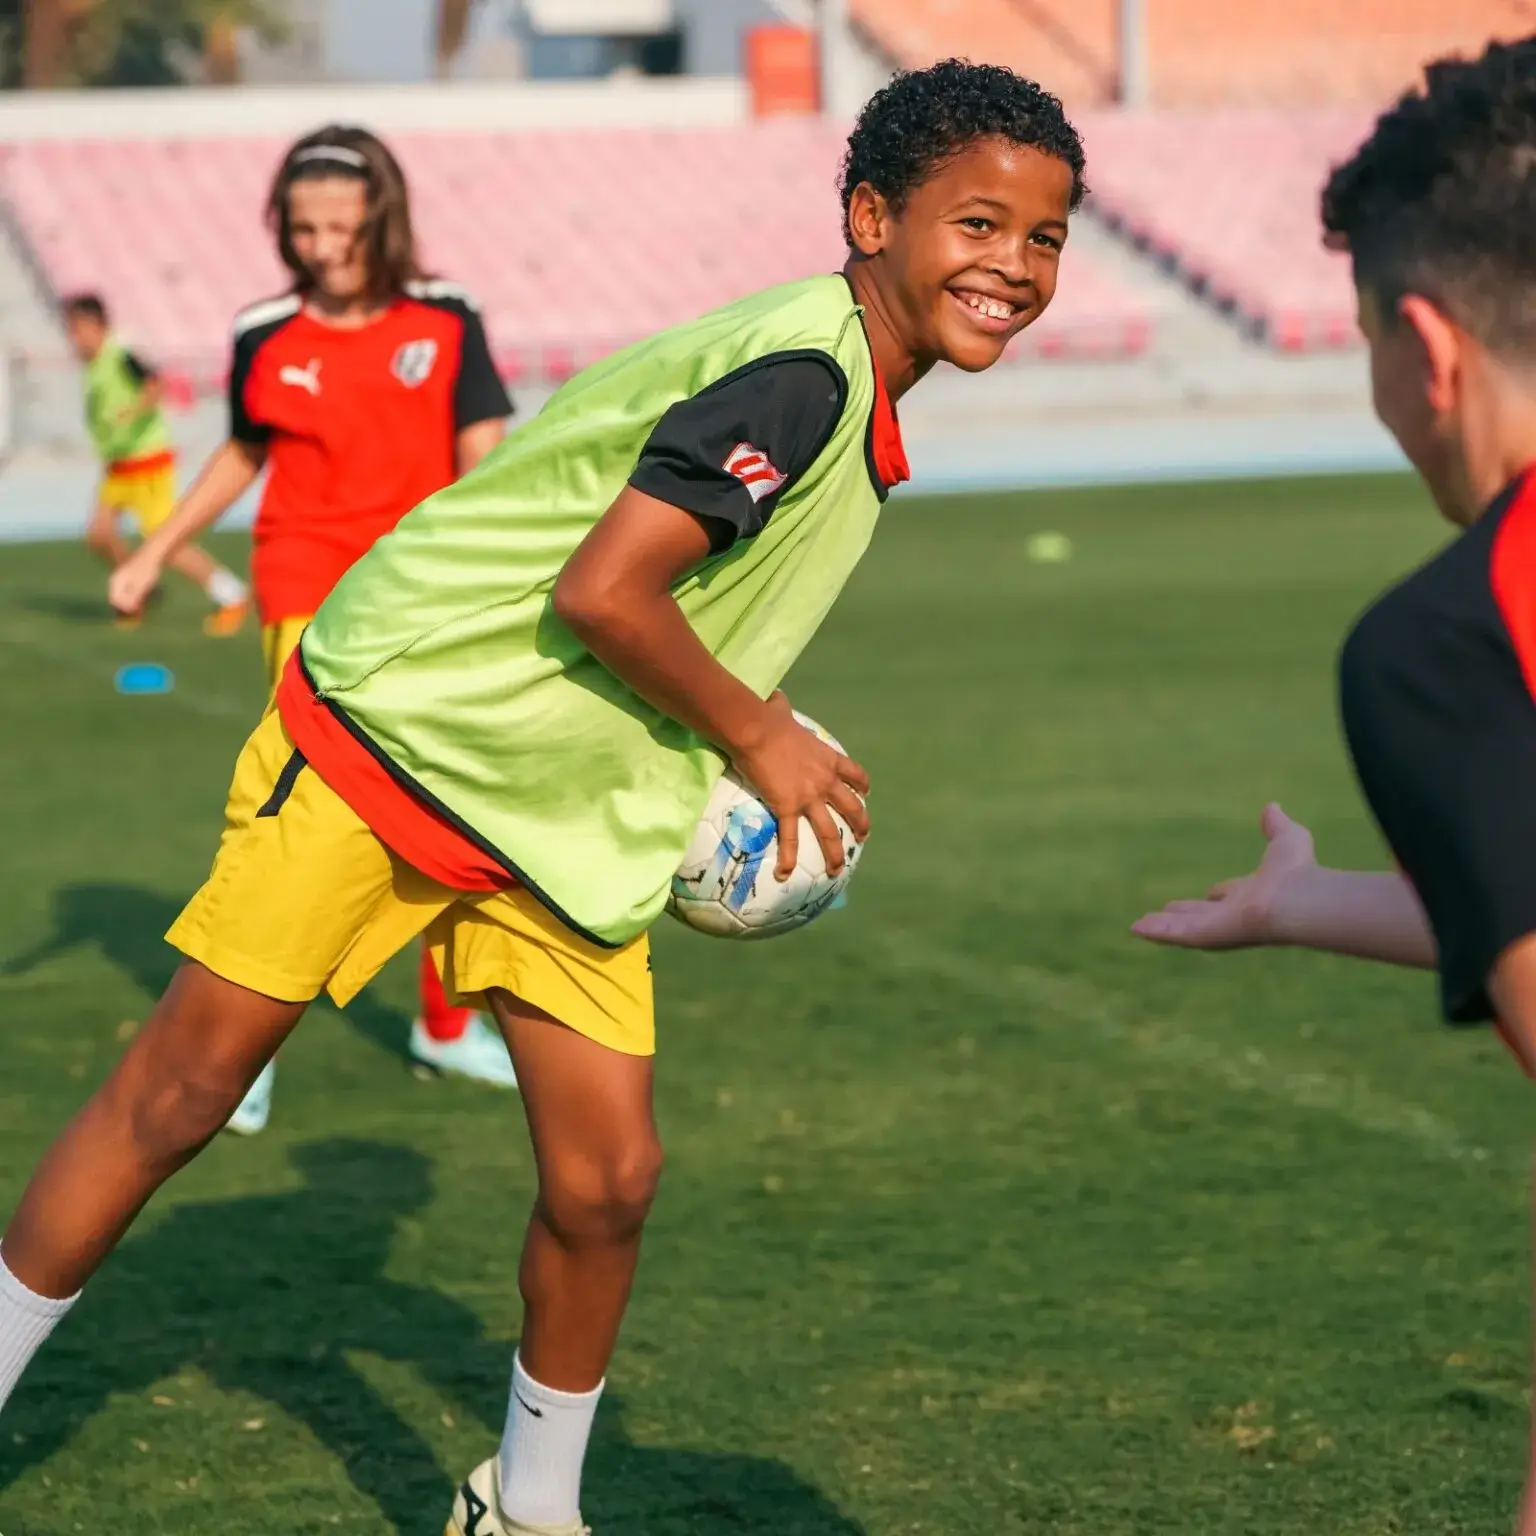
[2, 962, 304, 1299]
[476, 989, 659, 1529]
[84, 501, 131, 569]
[490, 989, 659, 1392]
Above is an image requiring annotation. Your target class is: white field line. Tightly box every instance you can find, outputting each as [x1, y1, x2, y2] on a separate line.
[873, 931, 1506, 1171]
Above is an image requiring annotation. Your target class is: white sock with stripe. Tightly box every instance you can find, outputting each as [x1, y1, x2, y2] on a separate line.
[0, 1252, 78, 1413]
[204, 567, 248, 607]
[497, 1351, 602, 1528]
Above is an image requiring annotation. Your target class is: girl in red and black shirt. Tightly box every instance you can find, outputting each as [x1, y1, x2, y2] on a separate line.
[110, 125, 516, 1128]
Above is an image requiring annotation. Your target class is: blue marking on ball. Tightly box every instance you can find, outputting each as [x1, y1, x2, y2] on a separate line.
[710, 803, 778, 913]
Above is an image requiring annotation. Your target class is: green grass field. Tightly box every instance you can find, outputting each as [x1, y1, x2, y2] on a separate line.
[0, 474, 1531, 1536]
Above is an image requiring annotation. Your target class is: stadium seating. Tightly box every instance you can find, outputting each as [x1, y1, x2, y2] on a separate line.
[852, 0, 1530, 106]
[851, 0, 1118, 108]
[0, 122, 1152, 389]
[1079, 109, 1369, 349]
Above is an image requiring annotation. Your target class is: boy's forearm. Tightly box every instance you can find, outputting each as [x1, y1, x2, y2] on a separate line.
[1270, 867, 1437, 969]
[561, 590, 771, 760]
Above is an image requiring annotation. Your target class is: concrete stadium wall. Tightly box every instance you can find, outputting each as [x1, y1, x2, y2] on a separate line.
[0, 76, 750, 144]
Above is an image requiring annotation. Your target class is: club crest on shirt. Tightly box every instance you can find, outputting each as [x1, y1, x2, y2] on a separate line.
[391, 339, 439, 388]
[723, 441, 787, 504]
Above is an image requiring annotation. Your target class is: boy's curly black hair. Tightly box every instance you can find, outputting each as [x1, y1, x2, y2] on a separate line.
[1322, 36, 1536, 355]
[838, 59, 1087, 245]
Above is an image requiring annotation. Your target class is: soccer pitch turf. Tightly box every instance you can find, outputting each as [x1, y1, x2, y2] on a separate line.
[0, 475, 1530, 1535]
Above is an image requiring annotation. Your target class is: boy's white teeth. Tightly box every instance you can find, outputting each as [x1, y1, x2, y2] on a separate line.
[960, 292, 1015, 320]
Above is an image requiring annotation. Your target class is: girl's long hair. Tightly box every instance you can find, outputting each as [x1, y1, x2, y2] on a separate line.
[266, 124, 423, 301]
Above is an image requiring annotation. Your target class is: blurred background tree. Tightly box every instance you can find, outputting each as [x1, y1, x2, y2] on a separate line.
[4, 0, 288, 88]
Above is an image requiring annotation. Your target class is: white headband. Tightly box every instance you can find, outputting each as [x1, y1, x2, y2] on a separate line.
[291, 145, 368, 171]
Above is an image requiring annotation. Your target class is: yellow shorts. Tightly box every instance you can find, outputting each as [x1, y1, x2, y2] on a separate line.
[261, 614, 311, 698]
[103, 464, 176, 537]
[167, 710, 656, 1055]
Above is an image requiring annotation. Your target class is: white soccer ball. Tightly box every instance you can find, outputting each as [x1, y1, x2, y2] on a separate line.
[667, 712, 864, 940]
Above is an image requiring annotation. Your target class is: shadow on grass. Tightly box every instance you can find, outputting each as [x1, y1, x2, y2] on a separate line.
[9, 591, 115, 624]
[1, 881, 413, 1063]
[0, 1139, 863, 1536]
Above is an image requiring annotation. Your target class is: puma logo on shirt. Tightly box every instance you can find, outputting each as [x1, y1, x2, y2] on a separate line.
[279, 358, 323, 396]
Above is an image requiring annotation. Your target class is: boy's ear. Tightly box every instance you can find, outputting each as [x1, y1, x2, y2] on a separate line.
[846, 182, 894, 258]
[1398, 293, 1464, 417]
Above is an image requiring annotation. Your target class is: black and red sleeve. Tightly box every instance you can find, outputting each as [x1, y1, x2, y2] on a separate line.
[413, 287, 512, 429]
[1339, 474, 1536, 1021]
[628, 350, 847, 553]
[451, 304, 512, 429]
[228, 320, 278, 447]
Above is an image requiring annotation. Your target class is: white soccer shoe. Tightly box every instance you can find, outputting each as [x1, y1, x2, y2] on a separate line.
[447, 1457, 589, 1536]
[409, 1015, 519, 1090]
[225, 1061, 275, 1136]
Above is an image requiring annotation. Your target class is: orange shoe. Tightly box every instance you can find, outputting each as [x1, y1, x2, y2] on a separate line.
[203, 599, 250, 638]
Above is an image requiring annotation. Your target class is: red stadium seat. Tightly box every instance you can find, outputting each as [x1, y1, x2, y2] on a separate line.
[0, 123, 1154, 390]
[1079, 109, 1368, 349]
[851, 0, 1530, 107]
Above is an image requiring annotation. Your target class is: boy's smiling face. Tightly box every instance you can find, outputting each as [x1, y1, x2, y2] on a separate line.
[848, 136, 1075, 374]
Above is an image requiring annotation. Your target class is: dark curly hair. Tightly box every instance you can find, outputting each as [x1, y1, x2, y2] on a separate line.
[1322, 36, 1536, 354]
[838, 59, 1087, 245]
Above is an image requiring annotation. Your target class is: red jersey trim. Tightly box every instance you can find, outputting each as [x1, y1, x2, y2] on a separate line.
[276, 648, 512, 894]
[1481, 464, 1536, 1079]
[109, 449, 176, 477]
[1490, 466, 1536, 698]
[276, 649, 620, 950]
[868, 359, 910, 493]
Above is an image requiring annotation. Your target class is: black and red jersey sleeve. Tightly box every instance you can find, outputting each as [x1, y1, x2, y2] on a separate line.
[452, 305, 511, 429]
[407, 283, 512, 430]
[628, 350, 847, 552]
[1339, 475, 1536, 1022]
[227, 300, 297, 447]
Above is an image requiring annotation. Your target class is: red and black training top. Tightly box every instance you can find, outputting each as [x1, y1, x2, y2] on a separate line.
[229, 281, 512, 624]
[1340, 468, 1536, 1032]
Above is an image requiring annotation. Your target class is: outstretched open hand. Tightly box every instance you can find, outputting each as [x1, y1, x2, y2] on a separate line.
[1131, 803, 1317, 950]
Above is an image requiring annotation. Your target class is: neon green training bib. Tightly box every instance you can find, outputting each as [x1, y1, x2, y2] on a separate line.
[302, 275, 896, 945]
[84, 335, 170, 467]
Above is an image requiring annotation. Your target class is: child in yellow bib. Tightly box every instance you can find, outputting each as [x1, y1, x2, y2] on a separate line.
[64, 293, 249, 634]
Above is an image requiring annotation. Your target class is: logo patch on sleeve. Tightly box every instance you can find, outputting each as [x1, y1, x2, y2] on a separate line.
[723, 442, 788, 504]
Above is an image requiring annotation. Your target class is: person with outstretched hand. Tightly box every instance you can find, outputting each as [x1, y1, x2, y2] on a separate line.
[1136, 39, 1536, 1533]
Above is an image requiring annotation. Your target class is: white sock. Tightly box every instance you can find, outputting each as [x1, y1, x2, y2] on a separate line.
[0, 1253, 78, 1414]
[497, 1351, 602, 1528]
[204, 567, 248, 607]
